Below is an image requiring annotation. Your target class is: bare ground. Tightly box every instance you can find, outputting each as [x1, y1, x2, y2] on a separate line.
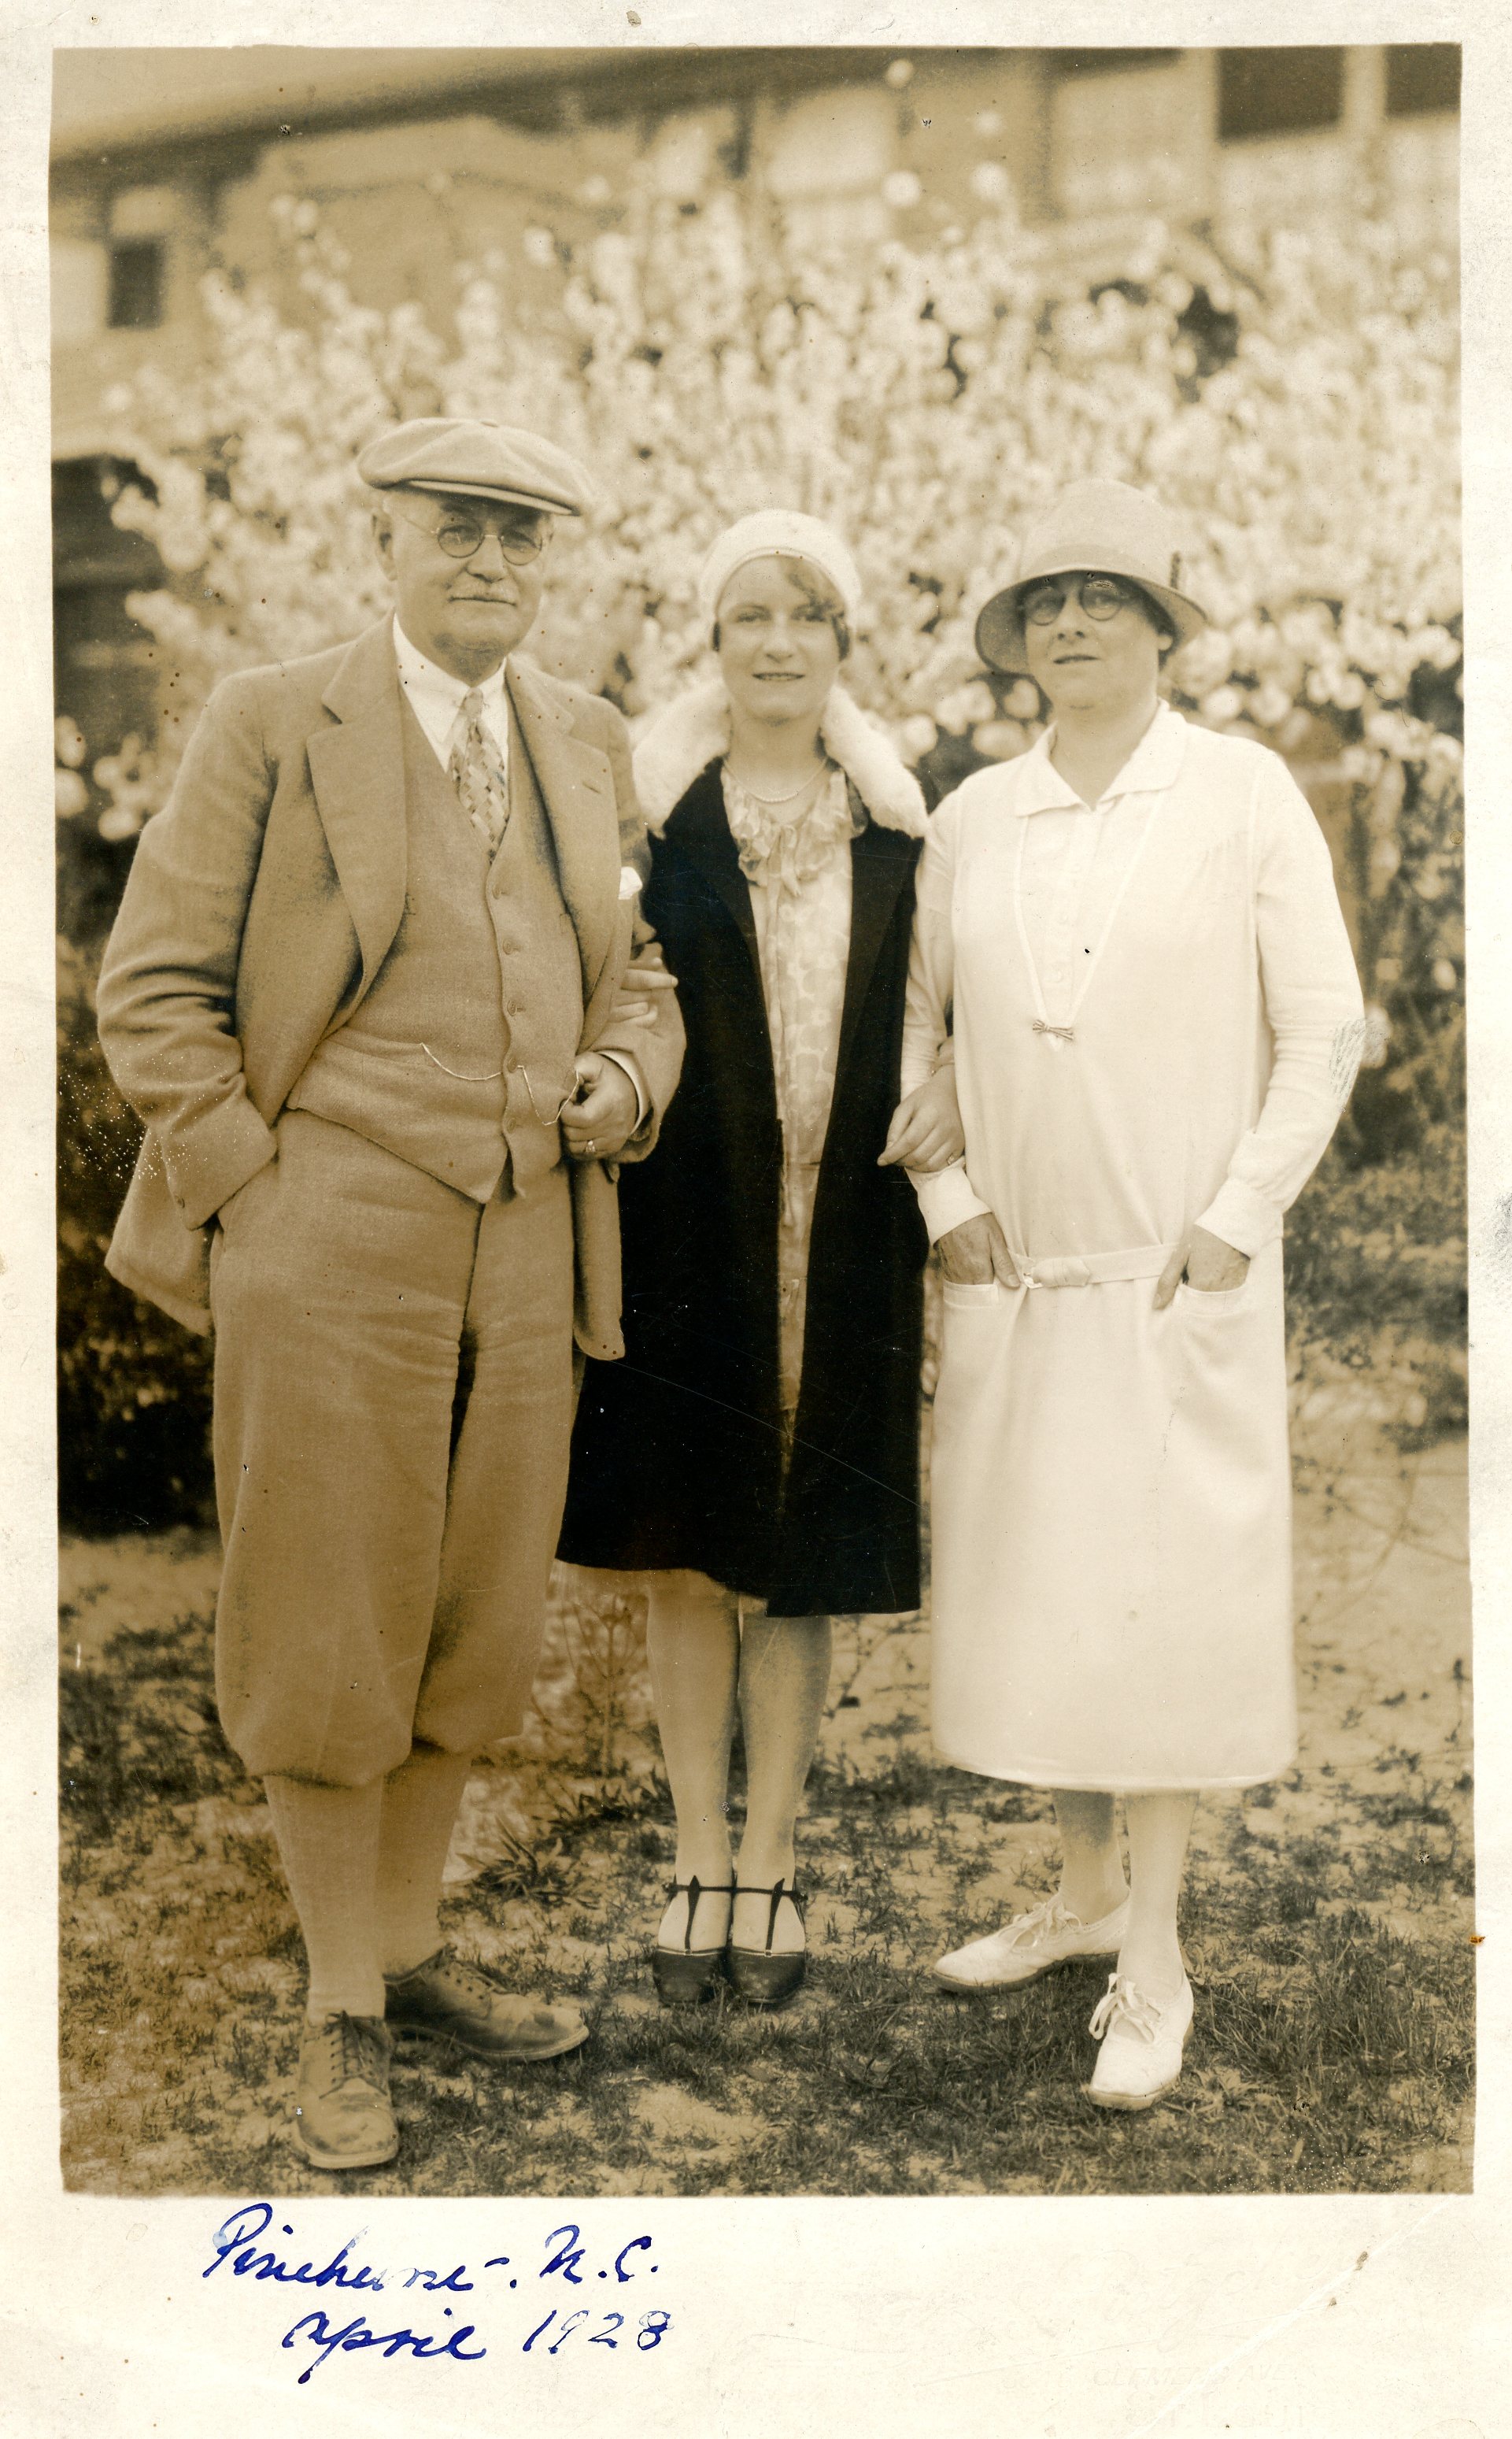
[57, 1399, 1472, 2198]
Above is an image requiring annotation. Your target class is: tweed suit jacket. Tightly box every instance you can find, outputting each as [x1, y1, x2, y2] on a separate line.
[95, 616, 684, 1357]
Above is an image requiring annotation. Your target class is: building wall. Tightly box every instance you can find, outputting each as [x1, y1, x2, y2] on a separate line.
[51, 47, 1459, 444]
[49, 46, 1458, 790]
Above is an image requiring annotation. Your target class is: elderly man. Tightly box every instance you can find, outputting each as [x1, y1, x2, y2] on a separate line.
[97, 418, 684, 2171]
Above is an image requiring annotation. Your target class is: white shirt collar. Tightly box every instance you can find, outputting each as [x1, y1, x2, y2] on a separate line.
[392, 616, 508, 761]
[1011, 698, 1188, 815]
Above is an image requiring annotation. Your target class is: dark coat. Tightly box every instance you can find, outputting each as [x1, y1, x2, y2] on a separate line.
[558, 759, 929, 1616]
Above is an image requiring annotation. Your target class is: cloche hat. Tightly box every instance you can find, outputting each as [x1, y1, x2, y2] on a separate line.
[357, 416, 594, 517]
[697, 509, 862, 630]
[974, 479, 1207, 675]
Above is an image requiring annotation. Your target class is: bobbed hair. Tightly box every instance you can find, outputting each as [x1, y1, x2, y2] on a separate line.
[711, 553, 852, 662]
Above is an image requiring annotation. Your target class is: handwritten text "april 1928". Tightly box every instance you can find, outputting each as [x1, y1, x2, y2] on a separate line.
[203, 2202, 672, 2382]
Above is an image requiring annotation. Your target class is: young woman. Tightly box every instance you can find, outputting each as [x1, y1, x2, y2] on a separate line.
[903, 479, 1363, 2106]
[560, 511, 959, 2007]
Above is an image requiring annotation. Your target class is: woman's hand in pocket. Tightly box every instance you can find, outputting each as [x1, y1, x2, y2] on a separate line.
[878, 1066, 965, 1172]
[937, 1212, 1020, 1288]
[1154, 1224, 1250, 1310]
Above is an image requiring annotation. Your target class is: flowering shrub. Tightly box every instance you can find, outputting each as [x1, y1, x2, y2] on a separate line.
[57, 173, 1463, 1516]
[85, 182, 1460, 1028]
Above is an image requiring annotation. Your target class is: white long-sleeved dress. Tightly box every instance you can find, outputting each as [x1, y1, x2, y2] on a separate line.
[905, 705, 1363, 1790]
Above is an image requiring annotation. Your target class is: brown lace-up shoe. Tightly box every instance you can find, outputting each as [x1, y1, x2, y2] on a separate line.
[384, 1949, 589, 2061]
[293, 2013, 397, 2171]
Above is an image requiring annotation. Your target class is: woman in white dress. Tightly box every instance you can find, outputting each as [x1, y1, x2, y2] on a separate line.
[897, 480, 1363, 2107]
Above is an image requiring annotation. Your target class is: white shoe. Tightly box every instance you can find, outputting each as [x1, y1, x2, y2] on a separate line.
[1085, 1972, 1194, 2109]
[933, 1893, 1131, 1990]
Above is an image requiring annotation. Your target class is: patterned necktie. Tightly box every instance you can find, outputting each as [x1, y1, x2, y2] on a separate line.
[447, 688, 511, 857]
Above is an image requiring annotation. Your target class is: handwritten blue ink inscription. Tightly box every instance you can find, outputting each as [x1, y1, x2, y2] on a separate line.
[283, 2308, 486, 2382]
[203, 2204, 669, 2382]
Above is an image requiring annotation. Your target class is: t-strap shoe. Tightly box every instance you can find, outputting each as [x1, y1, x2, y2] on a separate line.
[293, 2012, 398, 2171]
[1085, 1972, 1194, 2109]
[933, 1893, 1131, 1990]
[652, 1877, 734, 2004]
[727, 1880, 807, 2008]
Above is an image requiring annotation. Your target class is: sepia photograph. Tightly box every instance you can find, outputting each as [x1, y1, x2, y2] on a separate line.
[47, 35, 1470, 2212]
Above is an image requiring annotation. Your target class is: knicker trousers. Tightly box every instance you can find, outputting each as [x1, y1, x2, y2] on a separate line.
[209, 1109, 575, 1785]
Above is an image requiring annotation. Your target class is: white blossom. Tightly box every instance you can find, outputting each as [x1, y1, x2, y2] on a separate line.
[78, 184, 1459, 1029]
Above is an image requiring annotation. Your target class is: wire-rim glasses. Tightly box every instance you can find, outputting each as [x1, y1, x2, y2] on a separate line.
[1022, 574, 1141, 626]
[390, 501, 549, 565]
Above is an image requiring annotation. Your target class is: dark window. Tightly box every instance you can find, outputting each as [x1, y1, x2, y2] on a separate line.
[1051, 50, 1180, 78]
[1218, 49, 1344, 142]
[106, 238, 165, 330]
[1385, 45, 1461, 118]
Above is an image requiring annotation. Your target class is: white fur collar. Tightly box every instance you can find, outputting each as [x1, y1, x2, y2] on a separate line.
[633, 676, 927, 838]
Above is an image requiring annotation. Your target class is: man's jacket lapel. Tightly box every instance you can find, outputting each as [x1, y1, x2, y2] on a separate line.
[508, 659, 619, 1004]
[304, 620, 409, 997]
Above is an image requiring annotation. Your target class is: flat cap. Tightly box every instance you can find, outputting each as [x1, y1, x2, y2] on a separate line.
[357, 416, 594, 517]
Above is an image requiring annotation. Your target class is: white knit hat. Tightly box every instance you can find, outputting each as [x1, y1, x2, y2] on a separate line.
[697, 510, 862, 630]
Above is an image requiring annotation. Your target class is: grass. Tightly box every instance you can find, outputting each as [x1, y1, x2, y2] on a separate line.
[58, 1582, 1473, 2200]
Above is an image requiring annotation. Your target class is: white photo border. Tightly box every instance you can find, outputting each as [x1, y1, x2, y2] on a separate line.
[4, 4, 1503, 2433]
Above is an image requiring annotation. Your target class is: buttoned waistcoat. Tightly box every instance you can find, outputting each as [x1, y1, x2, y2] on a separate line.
[95, 617, 684, 1357]
[287, 690, 585, 1201]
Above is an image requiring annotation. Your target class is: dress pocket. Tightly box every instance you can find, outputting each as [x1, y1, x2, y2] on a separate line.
[941, 1279, 1006, 1310]
[1176, 1275, 1249, 1316]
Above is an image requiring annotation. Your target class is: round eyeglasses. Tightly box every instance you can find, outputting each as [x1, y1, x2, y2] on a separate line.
[390, 501, 549, 565]
[1022, 575, 1138, 626]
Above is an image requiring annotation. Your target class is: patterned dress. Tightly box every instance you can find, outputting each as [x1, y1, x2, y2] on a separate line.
[722, 762, 858, 1431]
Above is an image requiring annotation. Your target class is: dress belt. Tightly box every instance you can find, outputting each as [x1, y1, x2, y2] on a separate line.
[1015, 1244, 1178, 1290]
